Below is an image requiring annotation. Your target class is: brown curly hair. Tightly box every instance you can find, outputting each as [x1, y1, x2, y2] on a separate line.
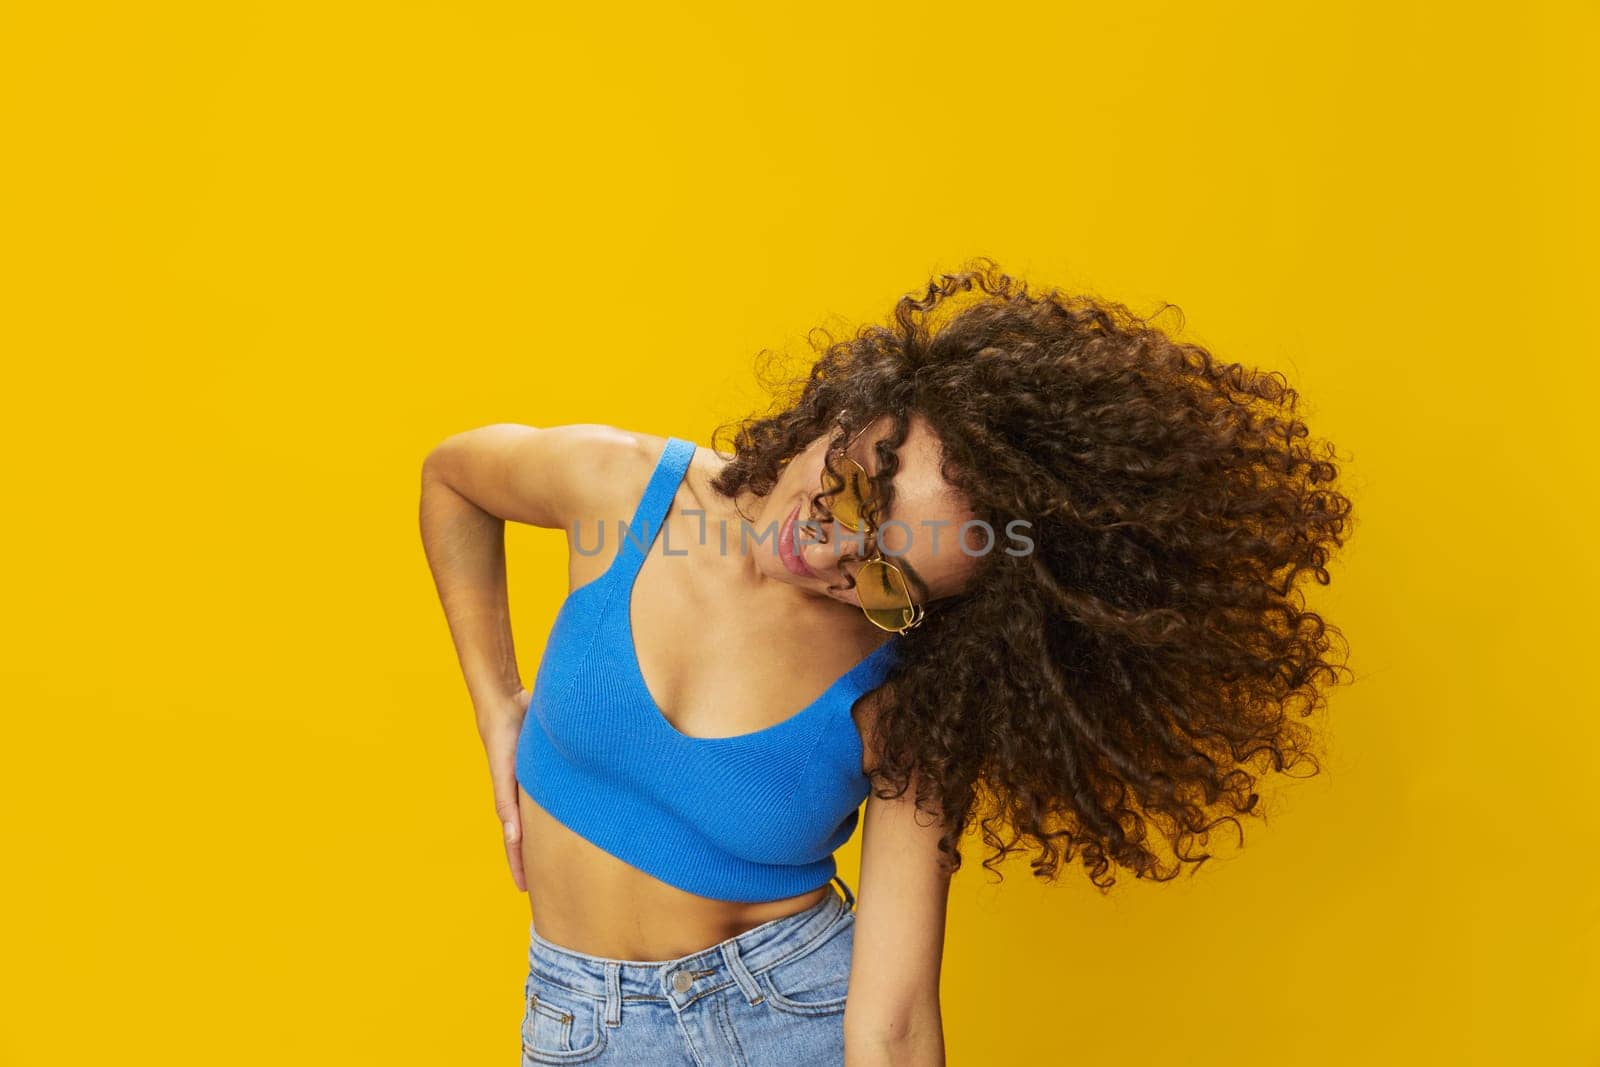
[707, 257, 1356, 890]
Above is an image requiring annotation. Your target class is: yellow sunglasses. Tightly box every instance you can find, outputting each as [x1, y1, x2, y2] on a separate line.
[818, 417, 927, 634]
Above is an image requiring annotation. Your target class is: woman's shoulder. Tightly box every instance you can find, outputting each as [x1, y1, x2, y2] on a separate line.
[577, 428, 727, 531]
[518, 424, 684, 531]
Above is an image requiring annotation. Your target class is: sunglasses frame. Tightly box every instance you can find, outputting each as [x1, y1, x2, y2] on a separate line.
[820, 415, 927, 635]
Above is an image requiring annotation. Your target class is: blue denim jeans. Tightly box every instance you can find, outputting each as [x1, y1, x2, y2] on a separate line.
[519, 875, 858, 1066]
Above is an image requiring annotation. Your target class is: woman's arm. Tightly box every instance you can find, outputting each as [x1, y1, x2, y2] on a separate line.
[418, 421, 640, 889]
[844, 724, 954, 1066]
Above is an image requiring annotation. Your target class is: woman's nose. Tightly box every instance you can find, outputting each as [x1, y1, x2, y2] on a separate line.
[800, 511, 851, 569]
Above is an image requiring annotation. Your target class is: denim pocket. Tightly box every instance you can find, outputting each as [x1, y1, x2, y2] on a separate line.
[756, 911, 854, 1017]
[520, 975, 608, 1064]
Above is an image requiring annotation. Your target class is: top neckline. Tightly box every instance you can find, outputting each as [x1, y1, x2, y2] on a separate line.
[617, 436, 899, 745]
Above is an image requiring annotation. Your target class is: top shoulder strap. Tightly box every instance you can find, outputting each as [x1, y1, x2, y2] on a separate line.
[612, 436, 698, 576]
[831, 634, 902, 705]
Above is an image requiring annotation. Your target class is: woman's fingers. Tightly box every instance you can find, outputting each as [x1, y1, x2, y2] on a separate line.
[495, 788, 526, 893]
[483, 694, 530, 893]
[491, 751, 526, 892]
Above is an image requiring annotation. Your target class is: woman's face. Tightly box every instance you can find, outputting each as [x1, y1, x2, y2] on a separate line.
[753, 412, 980, 612]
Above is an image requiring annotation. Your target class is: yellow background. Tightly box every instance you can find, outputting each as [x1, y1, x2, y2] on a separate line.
[3, 2, 1595, 1064]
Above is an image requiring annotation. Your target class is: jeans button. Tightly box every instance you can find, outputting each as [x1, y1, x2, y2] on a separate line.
[671, 970, 693, 992]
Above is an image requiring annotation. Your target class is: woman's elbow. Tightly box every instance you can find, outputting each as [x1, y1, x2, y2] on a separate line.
[844, 1003, 946, 1067]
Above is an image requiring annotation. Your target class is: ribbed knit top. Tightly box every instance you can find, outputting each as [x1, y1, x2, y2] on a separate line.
[514, 436, 902, 903]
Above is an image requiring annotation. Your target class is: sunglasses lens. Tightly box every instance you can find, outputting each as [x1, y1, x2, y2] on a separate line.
[857, 559, 916, 632]
[824, 457, 872, 530]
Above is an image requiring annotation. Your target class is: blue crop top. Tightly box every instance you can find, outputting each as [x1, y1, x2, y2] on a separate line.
[513, 436, 902, 903]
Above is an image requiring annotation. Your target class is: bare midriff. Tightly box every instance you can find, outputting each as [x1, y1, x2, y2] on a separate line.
[517, 782, 831, 961]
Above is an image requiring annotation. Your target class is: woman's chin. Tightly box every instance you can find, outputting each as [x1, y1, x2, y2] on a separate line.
[766, 560, 807, 587]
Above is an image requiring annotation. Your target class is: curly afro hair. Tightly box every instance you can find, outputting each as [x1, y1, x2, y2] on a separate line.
[707, 257, 1356, 890]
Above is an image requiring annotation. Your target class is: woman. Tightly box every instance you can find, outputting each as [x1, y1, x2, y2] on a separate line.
[419, 259, 1354, 1066]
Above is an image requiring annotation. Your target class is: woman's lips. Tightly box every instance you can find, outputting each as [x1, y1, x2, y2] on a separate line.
[780, 502, 819, 578]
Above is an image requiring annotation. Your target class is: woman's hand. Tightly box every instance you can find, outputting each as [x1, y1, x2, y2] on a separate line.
[479, 686, 533, 892]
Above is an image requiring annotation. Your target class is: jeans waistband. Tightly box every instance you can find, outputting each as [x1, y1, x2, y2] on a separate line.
[525, 875, 855, 1025]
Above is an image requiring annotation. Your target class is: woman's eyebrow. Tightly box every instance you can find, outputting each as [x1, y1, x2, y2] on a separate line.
[896, 555, 932, 603]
